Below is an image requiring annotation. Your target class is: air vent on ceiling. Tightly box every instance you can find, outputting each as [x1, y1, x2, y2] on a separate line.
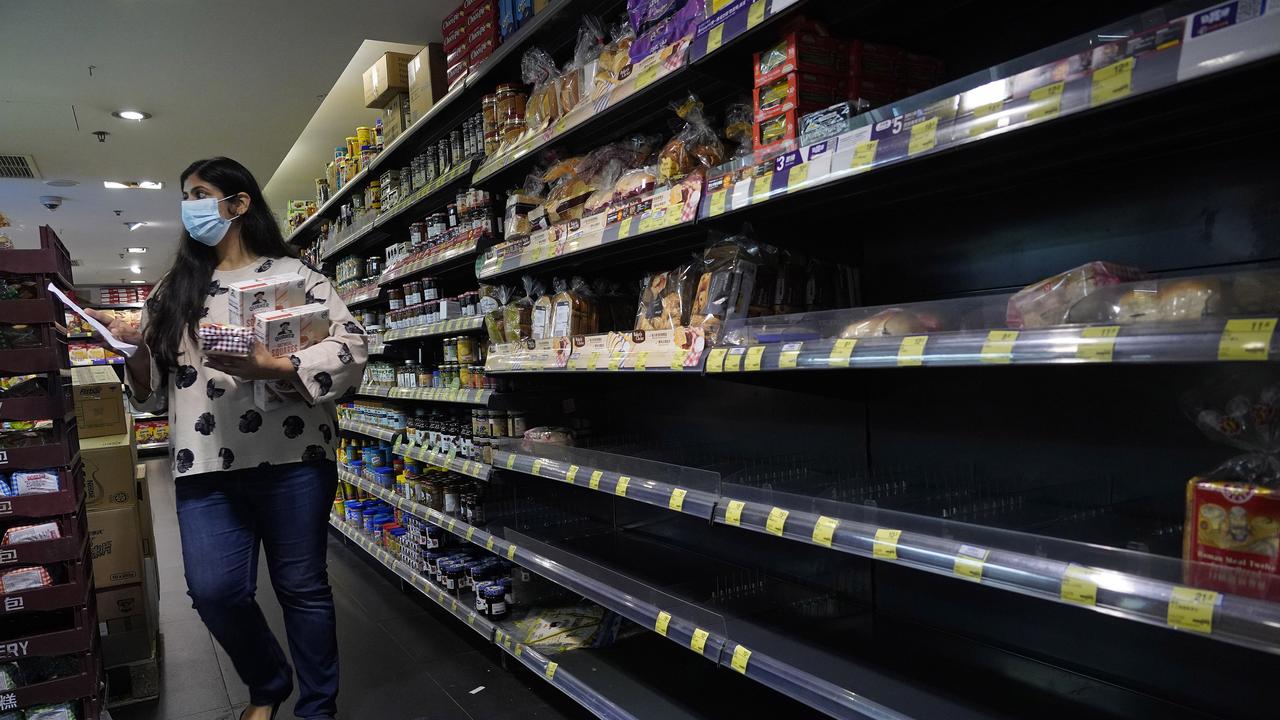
[0, 154, 40, 179]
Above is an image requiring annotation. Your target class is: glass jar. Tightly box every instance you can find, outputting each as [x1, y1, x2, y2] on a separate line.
[443, 481, 460, 514]
[483, 584, 507, 619]
[457, 335, 476, 363]
[404, 280, 422, 306]
[459, 363, 471, 388]
[387, 288, 404, 311]
[495, 84, 527, 146]
[508, 411, 527, 438]
[481, 94, 499, 156]
[488, 410, 507, 438]
[365, 256, 383, 277]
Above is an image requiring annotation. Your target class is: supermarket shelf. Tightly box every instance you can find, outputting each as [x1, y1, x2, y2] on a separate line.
[71, 357, 125, 366]
[338, 286, 381, 308]
[710, 318, 1280, 372]
[493, 443, 719, 521]
[91, 303, 144, 310]
[336, 418, 403, 444]
[486, 330, 709, 374]
[393, 439, 491, 481]
[328, 513, 496, 640]
[319, 220, 381, 262]
[382, 314, 485, 342]
[377, 237, 481, 287]
[687, 0, 804, 63]
[374, 156, 480, 230]
[493, 638, 644, 720]
[286, 165, 372, 244]
[136, 441, 168, 453]
[697, 4, 1280, 223]
[367, 337, 387, 356]
[358, 384, 494, 406]
[130, 411, 165, 420]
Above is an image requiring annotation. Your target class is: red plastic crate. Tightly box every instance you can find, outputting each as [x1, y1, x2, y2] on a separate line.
[0, 603, 96, 660]
[6, 643, 101, 708]
[0, 227, 74, 289]
[0, 323, 70, 376]
[0, 463, 86, 520]
[0, 555, 91, 615]
[1, 510, 87, 567]
[0, 418, 79, 470]
[0, 372, 74, 424]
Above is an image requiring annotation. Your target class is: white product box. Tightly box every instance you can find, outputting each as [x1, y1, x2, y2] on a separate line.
[254, 303, 330, 357]
[227, 274, 307, 326]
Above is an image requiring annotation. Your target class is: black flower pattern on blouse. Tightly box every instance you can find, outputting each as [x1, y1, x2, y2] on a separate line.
[208, 280, 228, 296]
[319, 424, 332, 444]
[282, 415, 305, 439]
[218, 447, 235, 470]
[175, 365, 198, 389]
[206, 379, 225, 399]
[301, 444, 327, 461]
[238, 409, 263, 433]
[176, 448, 195, 473]
[194, 412, 216, 436]
[289, 355, 301, 371]
[337, 343, 352, 365]
[342, 321, 365, 335]
[255, 258, 274, 273]
[314, 371, 333, 396]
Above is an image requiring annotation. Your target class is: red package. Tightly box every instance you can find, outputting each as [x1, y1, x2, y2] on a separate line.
[753, 109, 797, 159]
[466, 0, 497, 29]
[469, 35, 499, 68]
[1, 565, 52, 593]
[1185, 478, 1280, 601]
[466, 18, 498, 52]
[753, 72, 848, 122]
[847, 40, 905, 80]
[848, 74, 904, 108]
[753, 32, 847, 87]
[443, 2, 467, 33]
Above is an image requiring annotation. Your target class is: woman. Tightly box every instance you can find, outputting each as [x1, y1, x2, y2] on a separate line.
[88, 157, 367, 720]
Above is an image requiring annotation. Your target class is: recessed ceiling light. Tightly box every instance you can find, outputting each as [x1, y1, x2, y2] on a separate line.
[123, 222, 146, 231]
[126, 247, 148, 253]
[112, 110, 152, 121]
[103, 181, 163, 190]
[130, 265, 142, 274]
[44, 179, 79, 188]
[129, 280, 147, 284]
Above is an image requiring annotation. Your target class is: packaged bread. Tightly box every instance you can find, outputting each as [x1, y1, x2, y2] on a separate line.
[839, 309, 936, 338]
[560, 16, 604, 114]
[503, 278, 535, 343]
[594, 21, 635, 99]
[529, 277, 554, 340]
[635, 261, 694, 331]
[1007, 261, 1146, 329]
[1069, 275, 1226, 325]
[689, 234, 760, 342]
[614, 166, 657, 203]
[552, 277, 596, 337]
[484, 285, 513, 344]
[522, 48, 560, 133]
[658, 95, 725, 185]
[545, 175, 594, 224]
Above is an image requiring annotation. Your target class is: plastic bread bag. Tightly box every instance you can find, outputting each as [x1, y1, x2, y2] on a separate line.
[528, 276, 554, 340]
[522, 47, 561, 133]
[583, 158, 625, 216]
[561, 15, 605, 114]
[552, 276, 596, 337]
[658, 94, 724, 184]
[595, 19, 636, 99]
[1006, 261, 1147, 329]
[629, 0, 704, 64]
[545, 173, 594, 224]
[1067, 274, 1236, 326]
[483, 285, 512, 344]
[0, 662, 22, 691]
[503, 278, 536, 343]
[628, 0, 682, 32]
[523, 426, 575, 445]
[690, 232, 760, 343]
[24, 705, 78, 720]
[724, 101, 754, 157]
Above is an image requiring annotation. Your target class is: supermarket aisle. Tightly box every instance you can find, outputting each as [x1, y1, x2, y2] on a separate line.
[111, 458, 588, 720]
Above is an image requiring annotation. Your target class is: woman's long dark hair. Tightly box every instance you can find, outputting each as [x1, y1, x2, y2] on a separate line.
[146, 157, 296, 376]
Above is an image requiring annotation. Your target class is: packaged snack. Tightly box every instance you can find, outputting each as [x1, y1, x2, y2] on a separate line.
[636, 261, 695, 331]
[755, 110, 798, 152]
[2, 522, 60, 545]
[613, 166, 658, 203]
[1, 565, 52, 593]
[226, 273, 307, 326]
[199, 323, 255, 357]
[24, 703, 78, 720]
[753, 72, 847, 122]
[552, 277, 596, 337]
[839, 309, 935, 338]
[723, 102, 754, 156]
[485, 285, 513, 344]
[503, 279, 535, 343]
[754, 31, 847, 86]
[0, 477, 12, 498]
[0, 662, 22, 691]
[1006, 261, 1147, 329]
[689, 233, 760, 342]
[560, 15, 605, 114]
[153, 421, 170, 442]
[594, 21, 636, 99]
[522, 47, 561, 133]
[523, 426, 574, 445]
[135, 422, 155, 444]
[254, 303, 331, 357]
[531, 277, 554, 340]
[583, 159, 625, 216]
[0, 374, 43, 398]
[0, 323, 42, 350]
[545, 175, 594, 224]
[628, 0, 704, 65]
[799, 100, 867, 146]
[658, 95, 725, 185]
[12, 469, 59, 495]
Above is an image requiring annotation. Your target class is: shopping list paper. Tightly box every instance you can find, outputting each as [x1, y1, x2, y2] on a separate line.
[47, 282, 138, 357]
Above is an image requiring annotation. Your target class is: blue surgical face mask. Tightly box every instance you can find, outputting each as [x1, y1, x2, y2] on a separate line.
[181, 195, 239, 246]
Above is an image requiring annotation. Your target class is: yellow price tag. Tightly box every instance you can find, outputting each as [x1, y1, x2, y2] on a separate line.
[731, 645, 751, 674]
[589, 470, 603, 490]
[618, 217, 635, 240]
[907, 117, 939, 156]
[708, 189, 727, 216]
[670, 349, 688, 370]
[607, 353, 622, 371]
[707, 23, 725, 53]
[812, 515, 839, 547]
[954, 545, 988, 581]
[897, 336, 928, 366]
[765, 507, 789, 536]
[725, 499, 745, 526]
[486, 536, 495, 551]
[778, 342, 802, 369]
[634, 63, 659, 90]
[705, 347, 727, 373]
[1091, 56, 1134, 107]
[587, 351, 601, 370]
[507, 544, 518, 560]
[634, 351, 649, 371]
[747, 0, 766, 28]
[565, 465, 579, 484]
[514, 643, 522, 657]
[615, 476, 630, 496]
[969, 100, 1003, 137]
[980, 330, 1018, 364]
[1167, 586, 1218, 634]
[690, 628, 710, 654]
[829, 338, 855, 368]
[545, 662, 558, 680]
[724, 349, 744, 372]
[655, 611, 671, 636]
[751, 172, 773, 202]
[786, 163, 809, 193]
[1060, 564, 1098, 607]
[466, 527, 475, 541]
[1028, 81, 1064, 121]
[531, 459, 543, 476]
[873, 528, 901, 560]
[505, 453, 517, 470]
[744, 345, 765, 372]
[851, 140, 878, 172]
[1077, 326, 1120, 362]
[1218, 318, 1276, 361]
[669, 487, 687, 512]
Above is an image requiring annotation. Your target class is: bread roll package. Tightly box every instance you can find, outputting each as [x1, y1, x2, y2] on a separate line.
[551, 277, 596, 338]
[689, 234, 760, 342]
[528, 276, 554, 340]
[635, 260, 694, 331]
[503, 278, 535, 343]
[521, 47, 560, 133]
[1007, 261, 1146, 329]
[483, 284, 512, 344]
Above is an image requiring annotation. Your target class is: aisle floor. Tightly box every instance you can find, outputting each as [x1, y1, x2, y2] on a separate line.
[111, 458, 590, 720]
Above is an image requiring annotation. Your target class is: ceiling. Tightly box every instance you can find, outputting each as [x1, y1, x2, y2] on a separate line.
[0, 0, 445, 285]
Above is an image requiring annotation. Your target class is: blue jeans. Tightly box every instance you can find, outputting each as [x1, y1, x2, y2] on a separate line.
[176, 460, 339, 720]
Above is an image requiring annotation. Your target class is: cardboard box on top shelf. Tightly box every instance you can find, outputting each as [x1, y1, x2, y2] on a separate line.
[83, 425, 137, 509]
[89, 505, 145, 588]
[408, 44, 448, 121]
[134, 462, 155, 558]
[71, 365, 127, 439]
[363, 51, 416, 109]
[381, 93, 412, 145]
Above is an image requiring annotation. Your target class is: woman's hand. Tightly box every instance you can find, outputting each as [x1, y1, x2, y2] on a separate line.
[82, 308, 143, 346]
[204, 343, 296, 382]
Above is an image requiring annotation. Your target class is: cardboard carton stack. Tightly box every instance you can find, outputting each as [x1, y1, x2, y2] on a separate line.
[363, 51, 418, 146]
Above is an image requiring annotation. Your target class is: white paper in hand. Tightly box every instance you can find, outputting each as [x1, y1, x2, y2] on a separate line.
[46, 282, 139, 357]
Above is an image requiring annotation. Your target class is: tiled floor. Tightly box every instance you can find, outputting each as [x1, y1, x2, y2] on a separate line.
[109, 459, 589, 720]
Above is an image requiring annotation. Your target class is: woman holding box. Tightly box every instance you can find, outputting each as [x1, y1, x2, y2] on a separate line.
[87, 157, 366, 720]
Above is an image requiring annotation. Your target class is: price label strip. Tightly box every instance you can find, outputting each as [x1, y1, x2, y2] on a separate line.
[589, 470, 603, 490]
[907, 117, 939, 156]
[786, 163, 809, 193]
[873, 528, 902, 560]
[724, 348, 745, 372]
[615, 476, 630, 497]
[980, 330, 1018, 364]
[829, 339, 856, 368]
[545, 661, 558, 680]
[690, 628, 710, 655]
[725, 499, 745, 526]
[708, 189, 728, 216]
[765, 507, 789, 536]
[953, 544, 989, 581]
[850, 140, 878, 172]
[1167, 586, 1219, 634]
[1060, 564, 1098, 607]
[731, 644, 752, 674]
[1091, 56, 1135, 107]
[1218, 318, 1276, 361]
[655, 611, 672, 637]
[811, 515, 839, 547]
[744, 345, 766, 371]
[669, 487, 687, 512]
[565, 465, 579, 484]
[705, 347, 727, 373]
[779, 342, 803, 369]
[897, 336, 928, 366]
[1077, 326, 1120, 362]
